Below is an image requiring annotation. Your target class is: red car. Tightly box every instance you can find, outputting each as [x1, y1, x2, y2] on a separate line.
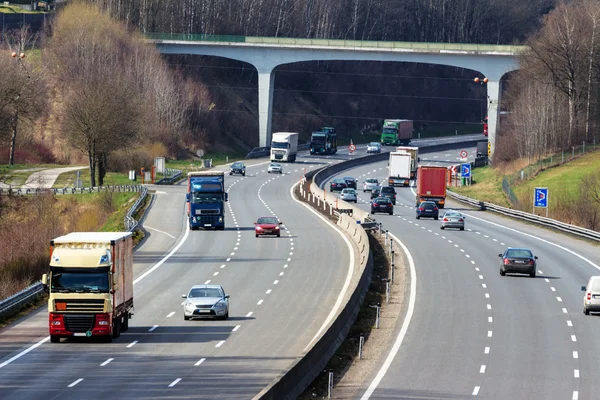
[255, 216, 282, 238]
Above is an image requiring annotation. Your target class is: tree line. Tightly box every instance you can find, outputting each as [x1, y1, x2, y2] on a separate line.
[90, 0, 555, 45]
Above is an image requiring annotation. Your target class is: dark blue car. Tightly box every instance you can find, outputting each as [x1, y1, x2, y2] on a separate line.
[416, 201, 439, 220]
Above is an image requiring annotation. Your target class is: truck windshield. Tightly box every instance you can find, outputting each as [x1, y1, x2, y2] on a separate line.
[272, 141, 289, 149]
[51, 271, 109, 293]
[382, 128, 397, 134]
[191, 193, 223, 203]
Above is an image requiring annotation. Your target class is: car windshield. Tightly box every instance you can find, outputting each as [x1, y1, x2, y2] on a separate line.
[270, 163, 280, 168]
[232, 162, 243, 168]
[344, 177, 355, 182]
[375, 197, 390, 203]
[191, 193, 223, 203]
[189, 288, 222, 298]
[258, 217, 278, 224]
[381, 187, 395, 193]
[366, 179, 378, 183]
[421, 202, 435, 208]
[334, 179, 345, 183]
[369, 142, 379, 147]
[444, 212, 461, 217]
[342, 189, 356, 194]
[506, 249, 533, 258]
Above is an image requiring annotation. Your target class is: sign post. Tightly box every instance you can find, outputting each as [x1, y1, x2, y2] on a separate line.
[460, 149, 468, 161]
[461, 163, 471, 186]
[348, 140, 356, 155]
[533, 187, 549, 217]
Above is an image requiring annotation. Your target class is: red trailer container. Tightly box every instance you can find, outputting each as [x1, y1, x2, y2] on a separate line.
[416, 166, 447, 208]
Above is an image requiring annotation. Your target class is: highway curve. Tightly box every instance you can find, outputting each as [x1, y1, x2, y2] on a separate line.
[322, 147, 600, 400]
[0, 134, 479, 399]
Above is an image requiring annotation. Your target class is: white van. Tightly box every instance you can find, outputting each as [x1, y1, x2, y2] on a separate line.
[582, 276, 600, 315]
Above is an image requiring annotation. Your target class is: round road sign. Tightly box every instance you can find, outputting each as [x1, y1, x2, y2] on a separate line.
[460, 150, 468, 159]
[349, 144, 356, 152]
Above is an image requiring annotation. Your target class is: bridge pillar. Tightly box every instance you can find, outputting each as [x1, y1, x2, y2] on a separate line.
[487, 80, 500, 161]
[258, 68, 275, 147]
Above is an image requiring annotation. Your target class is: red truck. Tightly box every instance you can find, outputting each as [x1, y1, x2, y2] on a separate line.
[416, 166, 447, 208]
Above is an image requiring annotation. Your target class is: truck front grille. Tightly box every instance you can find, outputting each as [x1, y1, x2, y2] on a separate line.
[199, 216, 220, 225]
[199, 209, 219, 215]
[64, 314, 95, 333]
[55, 299, 105, 313]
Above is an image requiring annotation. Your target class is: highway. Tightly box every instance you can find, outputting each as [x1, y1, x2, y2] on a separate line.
[321, 148, 600, 399]
[0, 134, 482, 399]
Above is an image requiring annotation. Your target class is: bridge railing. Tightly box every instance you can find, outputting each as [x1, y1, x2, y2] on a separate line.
[146, 32, 526, 53]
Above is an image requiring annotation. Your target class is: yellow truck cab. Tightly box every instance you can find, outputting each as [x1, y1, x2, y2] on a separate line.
[42, 232, 134, 343]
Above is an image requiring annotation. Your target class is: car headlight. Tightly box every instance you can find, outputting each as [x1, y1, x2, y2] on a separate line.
[214, 299, 227, 308]
[185, 302, 195, 311]
[256, 226, 262, 230]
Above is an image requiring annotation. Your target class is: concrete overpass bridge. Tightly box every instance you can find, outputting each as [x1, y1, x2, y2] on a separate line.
[147, 33, 526, 159]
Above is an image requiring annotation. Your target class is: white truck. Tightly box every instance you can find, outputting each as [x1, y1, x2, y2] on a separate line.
[388, 152, 412, 187]
[270, 132, 299, 162]
[395, 146, 419, 180]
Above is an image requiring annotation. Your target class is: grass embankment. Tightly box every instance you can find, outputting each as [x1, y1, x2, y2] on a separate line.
[450, 165, 512, 208]
[0, 164, 59, 187]
[53, 169, 132, 188]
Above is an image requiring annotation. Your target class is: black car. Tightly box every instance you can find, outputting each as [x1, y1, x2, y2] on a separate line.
[371, 197, 394, 215]
[370, 186, 382, 199]
[229, 161, 246, 176]
[343, 176, 357, 189]
[379, 186, 397, 205]
[416, 201, 439, 219]
[499, 248, 538, 277]
[330, 178, 348, 192]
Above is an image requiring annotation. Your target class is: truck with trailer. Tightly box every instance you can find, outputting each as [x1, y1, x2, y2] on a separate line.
[388, 152, 412, 187]
[42, 232, 134, 343]
[186, 171, 228, 230]
[270, 132, 299, 162]
[416, 165, 447, 208]
[396, 146, 419, 180]
[381, 119, 413, 146]
[310, 130, 338, 155]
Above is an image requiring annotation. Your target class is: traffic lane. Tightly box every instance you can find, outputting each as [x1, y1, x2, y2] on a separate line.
[411, 219, 577, 399]
[0, 183, 188, 364]
[0, 185, 242, 398]
[353, 210, 491, 398]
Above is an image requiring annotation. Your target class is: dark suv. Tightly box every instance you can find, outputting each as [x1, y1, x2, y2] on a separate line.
[230, 162, 246, 176]
[343, 176, 357, 189]
[379, 186, 397, 205]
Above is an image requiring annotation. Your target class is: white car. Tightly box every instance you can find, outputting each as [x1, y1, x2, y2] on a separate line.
[363, 178, 379, 192]
[582, 276, 600, 315]
[182, 284, 230, 320]
[268, 163, 283, 174]
[340, 188, 358, 203]
[367, 142, 382, 153]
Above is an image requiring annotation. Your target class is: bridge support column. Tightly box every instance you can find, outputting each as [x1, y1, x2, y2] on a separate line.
[258, 68, 275, 147]
[487, 79, 500, 162]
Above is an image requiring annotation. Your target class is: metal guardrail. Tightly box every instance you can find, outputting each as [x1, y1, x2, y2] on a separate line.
[155, 169, 183, 185]
[146, 32, 527, 54]
[0, 185, 149, 317]
[246, 143, 310, 159]
[447, 191, 600, 242]
[125, 185, 149, 232]
[0, 185, 145, 196]
[0, 281, 45, 319]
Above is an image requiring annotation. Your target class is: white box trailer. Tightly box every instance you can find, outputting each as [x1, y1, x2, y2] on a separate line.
[388, 152, 412, 187]
[270, 132, 299, 162]
[395, 146, 419, 180]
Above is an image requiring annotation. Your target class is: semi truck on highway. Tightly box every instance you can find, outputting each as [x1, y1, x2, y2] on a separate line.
[416, 165, 447, 208]
[388, 152, 412, 187]
[381, 119, 413, 146]
[186, 171, 228, 230]
[395, 146, 419, 180]
[42, 232, 134, 343]
[310, 129, 338, 155]
[271, 132, 299, 162]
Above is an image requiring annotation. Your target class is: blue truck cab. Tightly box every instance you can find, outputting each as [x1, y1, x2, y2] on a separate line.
[186, 172, 228, 230]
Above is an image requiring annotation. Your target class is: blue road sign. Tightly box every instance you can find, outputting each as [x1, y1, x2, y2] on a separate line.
[534, 187, 548, 208]
[461, 163, 471, 178]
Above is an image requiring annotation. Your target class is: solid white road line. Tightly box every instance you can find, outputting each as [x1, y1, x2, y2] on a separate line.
[144, 225, 177, 239]
[361, 232, 416, 400]
[195, 358, 206, 366]
[0, 336, 49, 369]
[68, 378, 83, 388]
[100, 358, 114, 366]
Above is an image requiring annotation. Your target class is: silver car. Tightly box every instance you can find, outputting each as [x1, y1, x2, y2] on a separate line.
[340, 188, 358, 203]
[363, 178, 379, 192]
[440, 211, 465, 230]
[182, 284, 230, 320]
[367, 142, 381, 153]
[268, 162, 283, 174]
